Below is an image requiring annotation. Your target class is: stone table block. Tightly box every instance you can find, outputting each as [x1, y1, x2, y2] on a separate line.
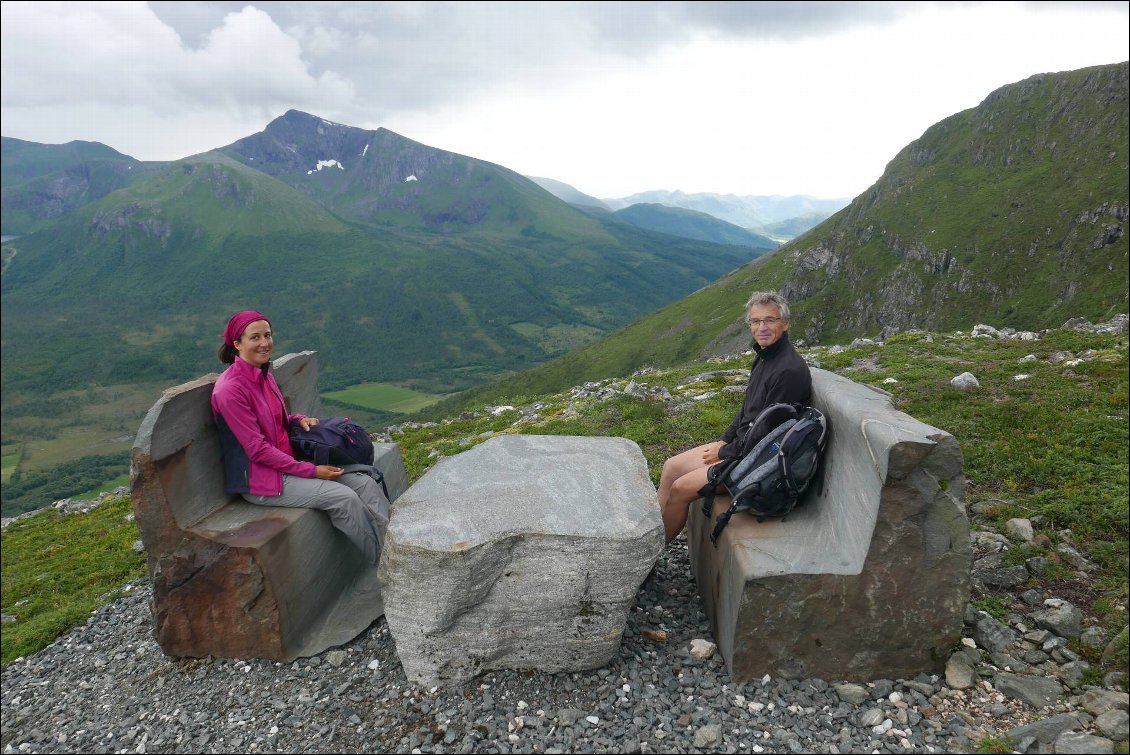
[379, 434, 663, 685]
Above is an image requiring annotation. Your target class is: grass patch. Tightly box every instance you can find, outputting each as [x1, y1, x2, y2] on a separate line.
[862, 331, 1128, 547]
[972, 596, 1013, 621]
[322, 382, 443, 414]
[1, 495, 145, 664]
[77, 474, 132, 499]
[974, 736, 1014, 754]
[1, 448, 20, 484]
[508, 321, 606, 354]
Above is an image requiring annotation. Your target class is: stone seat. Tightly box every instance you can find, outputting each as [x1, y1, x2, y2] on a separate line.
[688, 367, 972, 682]
[130, 351, 408, 662]
[379, 434, 664, 686]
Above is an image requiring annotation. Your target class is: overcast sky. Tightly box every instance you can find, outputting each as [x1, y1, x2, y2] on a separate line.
[1, 1, 1127, 200]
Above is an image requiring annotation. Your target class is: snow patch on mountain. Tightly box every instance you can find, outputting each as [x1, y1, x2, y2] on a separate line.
[308, 159, 345, 175]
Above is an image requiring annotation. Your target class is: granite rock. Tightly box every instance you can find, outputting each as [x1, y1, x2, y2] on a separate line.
[379, 434, 663, 685]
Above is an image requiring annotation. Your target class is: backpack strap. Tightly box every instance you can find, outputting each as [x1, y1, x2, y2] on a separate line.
[777, 421, 808, 500]
[709, 499, 740, 546]
[340, 463, 391, 502]
[698, 458, 736, 518]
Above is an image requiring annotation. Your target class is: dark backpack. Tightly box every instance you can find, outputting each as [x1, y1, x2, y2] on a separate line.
[289, 417, 389, 499]
[698, 403, 829, 546]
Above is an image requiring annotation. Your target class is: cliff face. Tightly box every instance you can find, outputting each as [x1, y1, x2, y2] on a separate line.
[0, 139, 164, 234]
[766, 61, 1129, 343]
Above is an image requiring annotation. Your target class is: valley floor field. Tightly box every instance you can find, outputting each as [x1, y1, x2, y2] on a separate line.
[322, 382, 443, 414]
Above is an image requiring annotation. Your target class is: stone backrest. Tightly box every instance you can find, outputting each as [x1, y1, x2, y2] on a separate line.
[131, 352, 405, 661]
[688, 367, 972, 682]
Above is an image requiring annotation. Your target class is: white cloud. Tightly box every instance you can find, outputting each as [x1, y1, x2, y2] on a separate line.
[1, 2, 352, 147]
[0, 2, 180, 107]
[177, 6, 353, 110]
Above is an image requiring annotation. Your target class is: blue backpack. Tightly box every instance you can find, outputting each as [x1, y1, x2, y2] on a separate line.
[289, 417, 388, 498]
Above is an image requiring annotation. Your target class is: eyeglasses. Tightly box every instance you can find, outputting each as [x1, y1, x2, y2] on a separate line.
[748, 317, 782, 327]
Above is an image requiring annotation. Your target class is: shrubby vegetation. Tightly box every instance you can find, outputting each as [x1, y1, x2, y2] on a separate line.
[0, 452, 130, 518]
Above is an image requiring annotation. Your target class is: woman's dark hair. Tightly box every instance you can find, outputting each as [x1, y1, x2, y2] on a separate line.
[218, 342, 238, 364]
[219, 310, 270, 365]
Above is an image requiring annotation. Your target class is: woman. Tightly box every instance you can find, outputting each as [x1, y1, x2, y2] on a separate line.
[210, 310, 389, 565]
[657, 291, 812, 544]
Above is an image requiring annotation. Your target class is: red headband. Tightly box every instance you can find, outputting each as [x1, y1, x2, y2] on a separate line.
[223, 310, 270, 346]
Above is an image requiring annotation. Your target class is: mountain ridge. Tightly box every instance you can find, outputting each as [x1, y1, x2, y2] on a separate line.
[0, 137, 165, 235]
[526, 176, 609, 209]
[1, 116, 765, 400]
[611, 203, 779, 249]
[219, 110, 601, 238]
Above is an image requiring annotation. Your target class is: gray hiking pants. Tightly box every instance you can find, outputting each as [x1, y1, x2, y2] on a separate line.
[243, 472, 390, 565]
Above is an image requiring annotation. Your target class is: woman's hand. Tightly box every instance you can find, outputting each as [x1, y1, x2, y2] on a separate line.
[315, 465, 344, 480]
[701, 441, 725, 465]
[299, 417, 320, 432]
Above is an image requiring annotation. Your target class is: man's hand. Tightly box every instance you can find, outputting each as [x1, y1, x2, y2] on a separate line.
[701, 441, 725, 465]
[299, 417, 320, 432]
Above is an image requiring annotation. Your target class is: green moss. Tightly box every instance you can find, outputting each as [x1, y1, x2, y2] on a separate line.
[974, 736, 1014, 754]
[973, 596, 1013, 621]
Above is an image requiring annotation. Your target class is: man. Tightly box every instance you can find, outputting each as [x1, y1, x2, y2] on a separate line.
[657, 291, 812, 543]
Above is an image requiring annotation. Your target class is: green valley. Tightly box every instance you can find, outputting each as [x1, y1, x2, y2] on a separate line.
[0, 114, 768, 515]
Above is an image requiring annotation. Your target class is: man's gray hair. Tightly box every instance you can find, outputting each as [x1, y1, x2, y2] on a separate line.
[745, 291, 791, 322]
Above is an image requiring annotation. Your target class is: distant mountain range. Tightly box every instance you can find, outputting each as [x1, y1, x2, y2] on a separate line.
[527, 177, 608, 210]
[527, 176, 844, 242]
[428, 61, 1130, 409]
[602, 189, 849, 229]
[608, 203, 778, 249]
[0, 112, 771, 405]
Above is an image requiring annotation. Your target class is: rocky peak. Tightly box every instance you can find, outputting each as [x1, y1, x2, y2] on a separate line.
[223, 109, 378, 178]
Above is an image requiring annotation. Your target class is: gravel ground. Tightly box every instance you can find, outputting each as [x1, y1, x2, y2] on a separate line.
[0, 536, 1114, 755]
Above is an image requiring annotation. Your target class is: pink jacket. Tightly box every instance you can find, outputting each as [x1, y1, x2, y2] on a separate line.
[211, 357, 316, 496]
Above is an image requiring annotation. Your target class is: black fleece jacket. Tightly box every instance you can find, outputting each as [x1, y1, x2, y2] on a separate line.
[718, 331, 812, 460]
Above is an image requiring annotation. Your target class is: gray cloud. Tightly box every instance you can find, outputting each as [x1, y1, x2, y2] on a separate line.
[38, 1, 1128, 129]
[144, 1, 929, 120]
